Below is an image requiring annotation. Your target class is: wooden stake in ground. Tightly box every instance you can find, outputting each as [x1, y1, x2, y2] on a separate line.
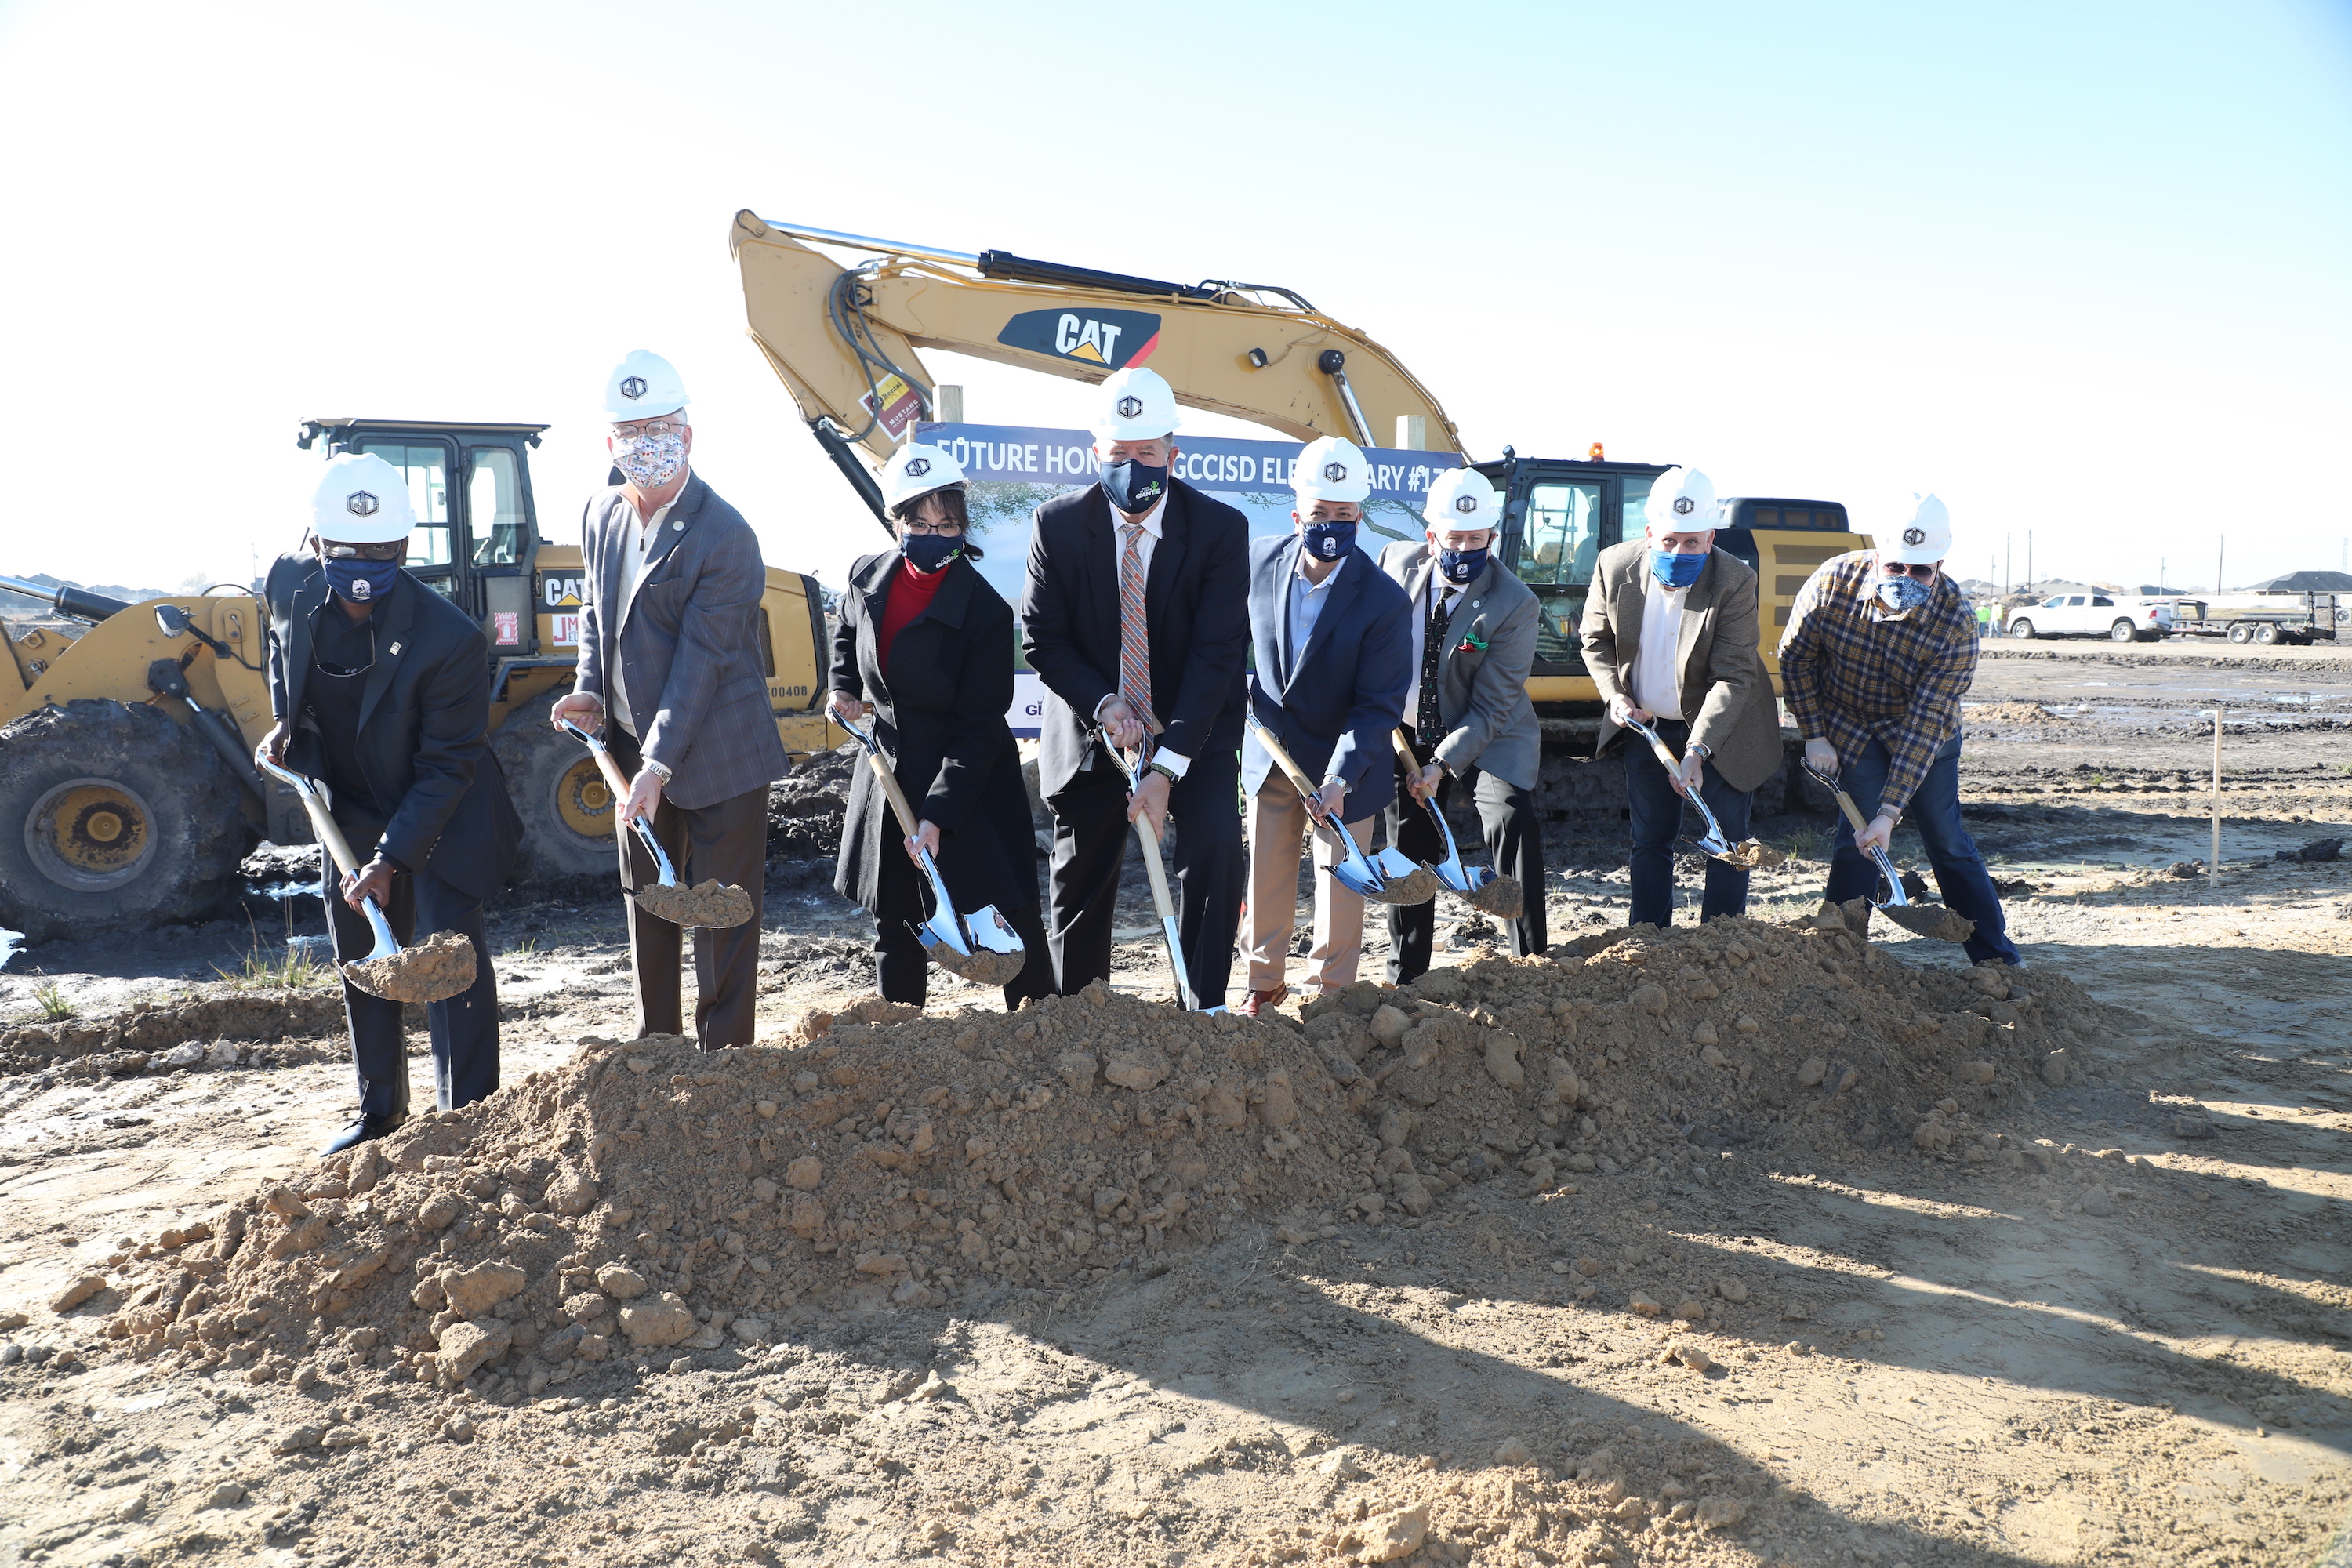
[2210, 704, 2225, 897]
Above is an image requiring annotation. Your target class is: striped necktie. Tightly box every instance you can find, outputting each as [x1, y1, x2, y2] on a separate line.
[1119, 524, 1161, 735]
[1417, 581, 1452, 748]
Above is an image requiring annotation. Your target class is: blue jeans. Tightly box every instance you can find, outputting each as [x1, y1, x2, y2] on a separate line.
[1624, 720, 1756, 928]
[1822, 731, 2021, 967]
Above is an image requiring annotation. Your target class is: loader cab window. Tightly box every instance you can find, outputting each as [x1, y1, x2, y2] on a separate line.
[354, 440, 462, 606]
[1518, 480, 1604, 665]
[469, 447, 525, 565]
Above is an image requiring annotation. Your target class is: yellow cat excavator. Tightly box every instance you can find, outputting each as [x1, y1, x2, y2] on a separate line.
[730, 212, 1861, 815]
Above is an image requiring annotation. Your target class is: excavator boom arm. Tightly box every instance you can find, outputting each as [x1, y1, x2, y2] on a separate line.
[729, 212, 1463, 497]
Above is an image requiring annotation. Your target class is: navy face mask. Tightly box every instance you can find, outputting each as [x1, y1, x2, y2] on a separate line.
[1301, 520, 1358, 561]
[899, 532, 962, 573]
[1100, 459, 1168, 514]
[1650, 549, 1704, 589]
[1438, 546, 1488, 584]
[323, 557, 399, 604]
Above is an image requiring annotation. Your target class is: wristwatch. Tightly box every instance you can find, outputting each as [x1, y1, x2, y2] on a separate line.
[642, 758, 673, 783]
[1687, 742, 1712, 760]
[1146, 760, 1178, 783]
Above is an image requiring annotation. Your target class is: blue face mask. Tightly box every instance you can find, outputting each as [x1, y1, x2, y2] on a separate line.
[323, 557, 399, 604]
[899, 532, 961, 573]
[1876, 574, 1933, 613]
[1100, 459, 1167, 514]
[1650, 549, 1704, 589]
[1301, 520, 1358, 561]
[1437, 546, 1488, 585]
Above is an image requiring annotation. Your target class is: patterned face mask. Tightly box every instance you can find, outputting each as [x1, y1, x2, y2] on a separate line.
[612, 430, 687, 490]
[1876, 574, 1933, 613]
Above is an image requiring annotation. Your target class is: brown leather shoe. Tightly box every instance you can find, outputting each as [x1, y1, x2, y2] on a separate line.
[1236, 985, 1288, 1018]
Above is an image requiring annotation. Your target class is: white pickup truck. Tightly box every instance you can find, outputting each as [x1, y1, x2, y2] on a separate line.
[2005, 593, 2187, 643]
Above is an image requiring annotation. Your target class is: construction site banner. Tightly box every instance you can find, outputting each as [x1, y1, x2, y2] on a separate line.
[913, 422, 1465, 735]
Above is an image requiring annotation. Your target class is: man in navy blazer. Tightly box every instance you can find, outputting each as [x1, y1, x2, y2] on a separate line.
[1238, 437, 1413, 1013]
[1021, 368, 1250, 1007]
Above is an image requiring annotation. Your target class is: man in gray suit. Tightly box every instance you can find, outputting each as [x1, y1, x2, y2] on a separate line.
[1580, 466, 1781, 928]
[1378, 467, 1547, 979]
[551, 350, 788, 1047]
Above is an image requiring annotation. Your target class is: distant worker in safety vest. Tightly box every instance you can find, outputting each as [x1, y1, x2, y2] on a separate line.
[1777, 495, 2023, 967]
[1581, 466, 1782, 927]
[551, 350, 789, 1047]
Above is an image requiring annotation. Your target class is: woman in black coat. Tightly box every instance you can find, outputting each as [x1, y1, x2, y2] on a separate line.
[829, 445, 1053, 1008]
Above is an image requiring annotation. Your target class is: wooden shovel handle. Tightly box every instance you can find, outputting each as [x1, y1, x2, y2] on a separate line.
[298, 795, 365, 880]
[1826, 782, 1873, 836]
[1249, 719, 1325, 805]
[583, 740, 637, 816]
[861, 748, 926, 843]
[1392, 728, 1422, 768]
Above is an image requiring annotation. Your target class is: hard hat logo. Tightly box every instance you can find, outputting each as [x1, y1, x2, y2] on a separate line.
[347, 491, 379, 518]
[1115, 396, 1144, 420]
[1454, 494, 1479, 515]
[904, 457, 931, 478]
[1674, 496, 1694, 515]
[620, 376, 648, 401]
[1323, 462, 1348, 483]
[1904, 527, 1926, 546]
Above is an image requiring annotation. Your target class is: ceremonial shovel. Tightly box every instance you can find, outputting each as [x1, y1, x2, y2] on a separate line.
[1098, 736, 1215, 1011]
[557, 720, 753, 929]
[1801, 760, 1975, 944]
[1388, 728, 1524, 919]
[1246, 717, 1437, 906]
[836, 714, 1029, 986]
[1621, 715, 1787, 871]
[258, 758, 477, 1004]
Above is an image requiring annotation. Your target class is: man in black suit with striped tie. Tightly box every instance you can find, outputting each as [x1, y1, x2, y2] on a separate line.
[1019, 367, 1251, 1007]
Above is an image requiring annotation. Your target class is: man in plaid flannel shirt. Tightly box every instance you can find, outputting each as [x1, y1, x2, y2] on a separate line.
[1778, 495, 2022, 967]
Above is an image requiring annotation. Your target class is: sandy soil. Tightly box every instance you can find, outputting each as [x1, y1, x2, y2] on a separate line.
[2, 647, 2347, 1568]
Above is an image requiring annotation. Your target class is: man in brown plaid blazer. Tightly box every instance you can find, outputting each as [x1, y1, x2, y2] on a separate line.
[553, 350, 787, 1047]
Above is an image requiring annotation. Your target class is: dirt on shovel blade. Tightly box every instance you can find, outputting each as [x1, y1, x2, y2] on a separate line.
[339, 930, 477, 1004]
[1719, 840, 1788, 870]
[632, 879, 754, 930]
[926, 940, 1029, 988]
[1461, 873, 1525, 920]
[1823, 896, 1975, 945]
[1361, 864, 1441, 908]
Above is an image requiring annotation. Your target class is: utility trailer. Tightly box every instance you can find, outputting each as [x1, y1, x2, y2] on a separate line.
[2163, 593, 2343, 646]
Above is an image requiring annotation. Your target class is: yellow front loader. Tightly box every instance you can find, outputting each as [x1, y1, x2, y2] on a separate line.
[0, 419, 838, 944]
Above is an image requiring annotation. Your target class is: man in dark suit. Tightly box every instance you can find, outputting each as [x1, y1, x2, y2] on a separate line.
[257, 452, 523, 1154]
[1020, 367, 1250, 1007]
[1378, 466, 1548, 980]
[550, 350, 788, 1047]
[1239, 437, 1413, 1012]
[1580, 466, 1784, 927]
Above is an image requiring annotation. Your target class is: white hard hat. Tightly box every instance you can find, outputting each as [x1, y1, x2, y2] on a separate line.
[878, 443, 966, 516]
[1643, 466, 1721, 532]
[1423, 466, 1499, 531]
[1292, 434, 1372, 506]
[603, 349, 690, 421]
[310, 452, 416, 545]
[1877, 494, 1951, 564]
[1093, 367, 1180, 443]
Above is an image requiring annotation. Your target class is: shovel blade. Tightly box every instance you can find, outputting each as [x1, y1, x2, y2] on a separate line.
[1458, 870, 1525, 920]
[924, 932, 1028, 988]
[964, 904, 1025, 956]
[1876, 902, 1976, 943]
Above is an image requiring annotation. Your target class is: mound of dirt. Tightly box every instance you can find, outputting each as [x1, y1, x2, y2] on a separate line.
[1, 989, 352, 1076]
[94, 919, 2121, 1405]
[1967, 701, 2070, 724]
[767, 744, 853, 860]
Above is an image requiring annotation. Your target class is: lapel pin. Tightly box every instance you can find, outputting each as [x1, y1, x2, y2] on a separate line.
[673, 520, 685, 532]
[389, 642, 401, 655]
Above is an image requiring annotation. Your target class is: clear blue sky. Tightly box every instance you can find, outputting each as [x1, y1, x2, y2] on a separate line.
[2, 0, 2346, 593]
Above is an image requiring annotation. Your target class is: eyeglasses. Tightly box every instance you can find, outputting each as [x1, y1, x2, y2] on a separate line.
[1881, 562, 1937, 581]
[899, 520, 964, 536]
[612, 421, 687, 441]
[319, 542, 403, 561]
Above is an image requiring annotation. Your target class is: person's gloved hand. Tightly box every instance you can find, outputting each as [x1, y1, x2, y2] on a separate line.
[1804, 737, 1839, 779]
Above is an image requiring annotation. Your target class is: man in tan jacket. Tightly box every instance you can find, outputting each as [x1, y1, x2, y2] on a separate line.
[1580, 466, 1780, 927]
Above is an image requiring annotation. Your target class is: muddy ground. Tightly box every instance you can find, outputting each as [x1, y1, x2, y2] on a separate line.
[1, 646, 2347, 1568]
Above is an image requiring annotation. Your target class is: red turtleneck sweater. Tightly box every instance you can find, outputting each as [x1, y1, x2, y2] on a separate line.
[877, 557, 947, 676]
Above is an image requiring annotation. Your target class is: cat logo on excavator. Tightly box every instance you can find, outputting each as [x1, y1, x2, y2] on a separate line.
[996, 307, 1162, 371]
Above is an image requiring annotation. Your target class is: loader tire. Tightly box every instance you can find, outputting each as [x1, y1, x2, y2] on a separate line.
[0, 699, 251, 945]
[492, 689, 618, 882]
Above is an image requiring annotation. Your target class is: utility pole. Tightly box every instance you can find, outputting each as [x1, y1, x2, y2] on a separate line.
[2026, 531, 2033, 591]
[2216, 535, 2225, 597]
[2005, 533, 2012, 597]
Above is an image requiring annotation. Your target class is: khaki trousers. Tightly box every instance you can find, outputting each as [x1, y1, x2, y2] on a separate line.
[1244, 777, 1374, 996]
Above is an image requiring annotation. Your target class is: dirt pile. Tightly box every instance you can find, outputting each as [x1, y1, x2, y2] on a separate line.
[0, 989, 352, 1076]
[92, 917, 2125, 1407]
[340, 930, 477, 1004]
[1967, 701, 2071, 724]
[766, 743, 853, 860]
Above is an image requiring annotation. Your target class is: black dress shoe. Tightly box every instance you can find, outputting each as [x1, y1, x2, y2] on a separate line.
[320, 1113, 405, 1156]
